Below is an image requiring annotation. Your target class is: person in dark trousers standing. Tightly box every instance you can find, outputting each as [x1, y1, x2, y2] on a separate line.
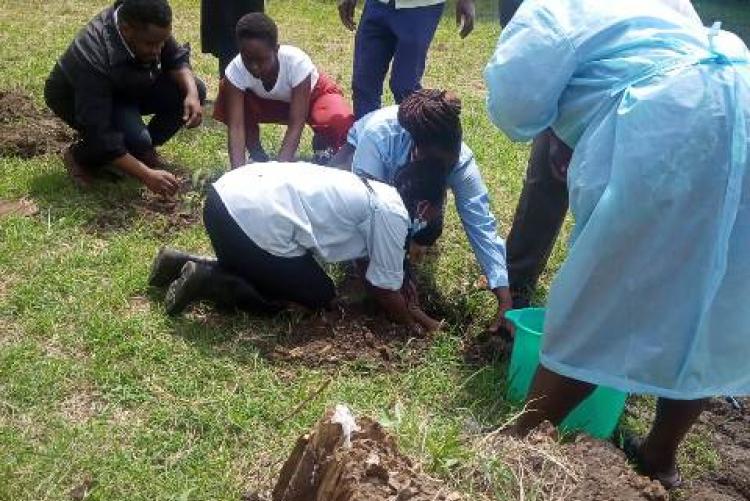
[201, 0, 265, 77]
[497, 0, 572, 309]
[44, 0, 206, 195]
[338, 0, 476, 119]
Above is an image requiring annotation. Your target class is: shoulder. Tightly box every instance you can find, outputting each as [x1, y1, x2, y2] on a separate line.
[280, 45, 314, 65]
[225, 55, 251, 83]
[371, 182, 409, 221]
[64, 7, 114, 72]
[358, 106, 404, 138]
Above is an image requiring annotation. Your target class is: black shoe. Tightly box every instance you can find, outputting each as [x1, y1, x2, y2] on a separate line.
[165, 261, 211, 315]
[149, 247, 216, 288]
[165, 261, 280, 316]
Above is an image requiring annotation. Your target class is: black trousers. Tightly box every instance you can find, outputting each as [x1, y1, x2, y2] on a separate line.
[506, 130, 569, 308]
[44, 65, 206, 168]
[200, 0, 265, 76]
[203, 187, 336, 309]
[499, 0, 524, 26]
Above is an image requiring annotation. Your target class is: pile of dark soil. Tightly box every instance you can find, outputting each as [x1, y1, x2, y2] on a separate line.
[475, 422, 669, 501]
[0, 90, 74, 158]
[232, 275, 433, 370]
[260, 407, 462, 501]
[254, 303, 432, 370]
[680, 397, 749, 500]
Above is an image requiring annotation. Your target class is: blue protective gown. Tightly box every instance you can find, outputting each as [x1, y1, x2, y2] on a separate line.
[485, 0, 750, 399]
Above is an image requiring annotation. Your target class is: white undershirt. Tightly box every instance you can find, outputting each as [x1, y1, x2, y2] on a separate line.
[224, 45, 318, 102]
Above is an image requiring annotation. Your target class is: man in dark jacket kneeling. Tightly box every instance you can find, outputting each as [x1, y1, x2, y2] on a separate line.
[44, 0, 206, 195]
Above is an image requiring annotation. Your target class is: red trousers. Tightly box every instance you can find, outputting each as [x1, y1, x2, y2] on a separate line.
[213, 73, 354, 151]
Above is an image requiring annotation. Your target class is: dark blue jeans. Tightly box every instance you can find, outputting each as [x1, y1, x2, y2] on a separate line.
[352, 0, 445, 118]
[500, 0, 524, 26]
[111, 74, 207, 158]
[45, 66, 206, 167]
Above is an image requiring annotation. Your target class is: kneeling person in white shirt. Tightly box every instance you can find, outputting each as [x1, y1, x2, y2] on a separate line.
[150, 161, 446, 332]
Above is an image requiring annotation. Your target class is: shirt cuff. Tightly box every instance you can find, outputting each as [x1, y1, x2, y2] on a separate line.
[487, 268, 509, 289]
[365, 266, 403, 291]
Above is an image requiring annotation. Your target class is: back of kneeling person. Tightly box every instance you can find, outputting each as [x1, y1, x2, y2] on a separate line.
[150, 161, 446, 333]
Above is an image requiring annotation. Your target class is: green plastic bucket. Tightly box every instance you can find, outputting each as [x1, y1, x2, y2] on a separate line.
[505, 308, 628, 439]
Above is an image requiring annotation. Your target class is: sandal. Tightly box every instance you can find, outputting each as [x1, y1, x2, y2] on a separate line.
[621, 435, 683, 490]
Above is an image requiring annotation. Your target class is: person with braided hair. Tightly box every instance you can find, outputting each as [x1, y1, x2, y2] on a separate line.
[331, 89, 513, 332]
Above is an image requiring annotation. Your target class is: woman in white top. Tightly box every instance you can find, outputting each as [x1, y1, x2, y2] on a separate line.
[213, 13, 355, 166]
[149, 161, 447, 334]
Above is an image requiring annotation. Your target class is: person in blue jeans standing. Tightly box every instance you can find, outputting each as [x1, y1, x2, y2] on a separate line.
[338, 0, 476, 119]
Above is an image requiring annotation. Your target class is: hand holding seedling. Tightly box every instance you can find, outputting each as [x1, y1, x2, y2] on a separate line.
[145, 169, 179, 196]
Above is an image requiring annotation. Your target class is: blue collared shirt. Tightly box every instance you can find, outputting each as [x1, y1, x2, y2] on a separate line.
[347, 106, 509, 288]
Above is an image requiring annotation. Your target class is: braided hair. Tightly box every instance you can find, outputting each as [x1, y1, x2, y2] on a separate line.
[397, 89, 463, 156]
[394, 158, 448, 247]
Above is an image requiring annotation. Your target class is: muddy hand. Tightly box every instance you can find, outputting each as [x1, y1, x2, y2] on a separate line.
[145, 169, 179, 196]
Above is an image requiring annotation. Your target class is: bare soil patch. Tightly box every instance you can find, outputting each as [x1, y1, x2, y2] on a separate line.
[679, 398, 750, 500]
[253, 303, 432, 370]
[0, 90, 74, 158]
[0, 197, 39, 219]
[242, 276, 433, 370]
[473, 422, 668, 501]
[87, 177, 203, 235]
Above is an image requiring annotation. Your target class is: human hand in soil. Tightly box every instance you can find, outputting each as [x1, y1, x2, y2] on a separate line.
[456, 0, 476, 38]
[338, 0, 357, 31]
[144, 169, 179, 196]
[183, 95, 203, 128]
[409, 306, 444, 334]
[488, 286, 514, 338]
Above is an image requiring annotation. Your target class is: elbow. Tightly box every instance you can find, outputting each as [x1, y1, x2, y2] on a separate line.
[484, 66, 543, 142]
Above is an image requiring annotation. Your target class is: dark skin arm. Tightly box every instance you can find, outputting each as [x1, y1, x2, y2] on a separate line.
[338, 0, 357, 31]
[225, 80, 248, 169]
[169, 67, 202, 128]
[488, 286, 514, 336]
[357, 260, 441, 333]
[278, 75, 312, 162]
[456, 0, 476, 38]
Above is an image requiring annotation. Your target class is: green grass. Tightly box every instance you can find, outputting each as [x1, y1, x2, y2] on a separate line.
[694, 0, 750, 42]
[0, 1, 724, 500]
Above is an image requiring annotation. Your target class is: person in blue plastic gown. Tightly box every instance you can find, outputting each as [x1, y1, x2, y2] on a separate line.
[485, 0, 750, 488]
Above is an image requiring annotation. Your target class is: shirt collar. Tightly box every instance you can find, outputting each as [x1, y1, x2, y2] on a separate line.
[113, 6, 136, 60]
